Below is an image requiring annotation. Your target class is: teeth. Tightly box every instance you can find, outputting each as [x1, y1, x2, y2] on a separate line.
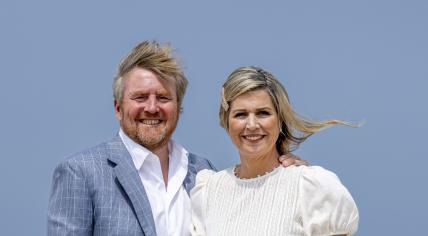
[140, 119, 161, 125]
[244, 135, 263, 140]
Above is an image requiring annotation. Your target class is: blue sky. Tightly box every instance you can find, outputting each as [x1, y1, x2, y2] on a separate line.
[1, 1, 427, 235]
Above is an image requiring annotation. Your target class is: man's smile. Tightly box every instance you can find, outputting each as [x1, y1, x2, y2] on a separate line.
[139, 119, 162, 125]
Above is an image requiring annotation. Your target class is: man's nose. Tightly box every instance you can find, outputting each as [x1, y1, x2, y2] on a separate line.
[145, 96, 159, 113]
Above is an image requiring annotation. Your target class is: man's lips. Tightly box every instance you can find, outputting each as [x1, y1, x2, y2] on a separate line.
[138, 119, 162, 125]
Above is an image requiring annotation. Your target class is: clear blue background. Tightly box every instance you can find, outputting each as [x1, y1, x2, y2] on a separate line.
[1, 0, 427, 235]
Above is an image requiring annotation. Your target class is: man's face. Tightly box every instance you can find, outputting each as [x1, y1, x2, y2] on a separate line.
[115, 67, 179, 151]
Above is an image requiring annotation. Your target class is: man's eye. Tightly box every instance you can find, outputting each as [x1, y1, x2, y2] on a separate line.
[133, 96, 147, 102]
[158, 96, 171, 102]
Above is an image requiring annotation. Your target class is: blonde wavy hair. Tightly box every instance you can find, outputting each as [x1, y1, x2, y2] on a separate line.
[219, 66, 354, 154]
[113, 40, 188, 105]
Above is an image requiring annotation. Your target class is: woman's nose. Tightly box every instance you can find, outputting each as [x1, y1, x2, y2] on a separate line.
[246, 114, 259, 130]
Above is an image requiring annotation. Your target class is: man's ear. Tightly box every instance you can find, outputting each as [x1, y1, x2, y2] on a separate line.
[114, 100, 122, 121]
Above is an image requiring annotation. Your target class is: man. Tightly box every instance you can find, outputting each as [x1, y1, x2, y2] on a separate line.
[47, 41, 304, 236]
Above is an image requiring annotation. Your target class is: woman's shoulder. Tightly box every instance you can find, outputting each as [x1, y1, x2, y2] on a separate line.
[275, 165, 341, 184]
[295, 165, 345, 190]
[191, 169, 217, 202]
[195, 168, 217, 181]
[195, 167, 231, 181]
[296, 165, 359, 235]
[285, 165, 356, 205]
[191, 168, 231, 208]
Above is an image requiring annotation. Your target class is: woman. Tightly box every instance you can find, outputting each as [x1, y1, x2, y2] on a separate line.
[190, 66, 359, 236]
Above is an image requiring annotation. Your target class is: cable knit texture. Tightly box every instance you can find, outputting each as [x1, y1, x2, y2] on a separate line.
[190, 165, 358, 236]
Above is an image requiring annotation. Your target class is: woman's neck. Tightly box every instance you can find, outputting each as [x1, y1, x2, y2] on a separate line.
[236, 150, 281, 179]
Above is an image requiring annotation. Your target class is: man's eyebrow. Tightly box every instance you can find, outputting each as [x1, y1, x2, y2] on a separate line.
[156, 90, 171, 95]
[128, 91, 147, 96]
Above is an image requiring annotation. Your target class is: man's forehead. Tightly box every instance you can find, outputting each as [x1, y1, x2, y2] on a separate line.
[125, 79, 177, 97]
[128, 86, 173, 95]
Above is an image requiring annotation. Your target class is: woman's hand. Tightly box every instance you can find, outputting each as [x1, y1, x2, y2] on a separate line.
[279, 153, 308, 167]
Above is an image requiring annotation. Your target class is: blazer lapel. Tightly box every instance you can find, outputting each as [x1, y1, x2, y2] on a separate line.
[183, 153, 198, 194]
[105, 136, 157, 236]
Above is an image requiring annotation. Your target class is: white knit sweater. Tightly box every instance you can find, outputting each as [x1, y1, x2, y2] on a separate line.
[190, 165, 358, 236]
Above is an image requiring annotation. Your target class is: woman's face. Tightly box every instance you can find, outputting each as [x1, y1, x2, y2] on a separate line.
[228, 89, 280, 158]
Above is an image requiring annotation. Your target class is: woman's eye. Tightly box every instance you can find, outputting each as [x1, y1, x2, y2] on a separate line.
[234, 113, 246, 118]
[258, 111, 270, 116]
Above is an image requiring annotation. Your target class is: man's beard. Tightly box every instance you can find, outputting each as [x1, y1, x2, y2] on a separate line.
[122, 117, 178, 152]
[136, 126, 169, 151]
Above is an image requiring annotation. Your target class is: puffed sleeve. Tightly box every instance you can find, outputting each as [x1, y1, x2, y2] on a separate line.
[299, 166, 359, 236]
[189, 169, 216, 236]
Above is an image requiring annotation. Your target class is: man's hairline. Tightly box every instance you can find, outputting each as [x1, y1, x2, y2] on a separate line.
[116, 66, 181, 104]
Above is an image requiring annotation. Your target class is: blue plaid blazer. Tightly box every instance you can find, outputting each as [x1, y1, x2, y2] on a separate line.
[47, 135, 215, 236]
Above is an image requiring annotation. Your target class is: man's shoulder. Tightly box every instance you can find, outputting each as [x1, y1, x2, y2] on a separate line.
[61, 136, 121, 166]
[187, 152, 210, 165]
[188, 152, 216, 171]
[65, 141, 106, 161]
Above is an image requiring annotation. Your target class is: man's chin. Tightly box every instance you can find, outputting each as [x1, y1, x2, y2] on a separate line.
[124, 122, 177, 151]
[136, 130, 171, 151]
[139, 138, 167, 151]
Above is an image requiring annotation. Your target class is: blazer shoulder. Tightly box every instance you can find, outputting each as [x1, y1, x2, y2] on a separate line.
[58, 138, 120, 172]
[188, 153, 217, 171]
[52, 139, 119, 188]
[64, 141, 109, 163]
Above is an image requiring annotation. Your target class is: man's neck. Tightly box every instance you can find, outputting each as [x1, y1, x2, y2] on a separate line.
[151, 145, 170, 187]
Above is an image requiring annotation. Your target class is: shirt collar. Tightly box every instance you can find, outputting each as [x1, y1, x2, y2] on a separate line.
[119, 129, 189, 171]
[168, 139, 189, 174]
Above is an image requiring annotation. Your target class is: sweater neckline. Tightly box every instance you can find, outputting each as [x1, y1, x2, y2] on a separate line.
[228, 165, 283, 182]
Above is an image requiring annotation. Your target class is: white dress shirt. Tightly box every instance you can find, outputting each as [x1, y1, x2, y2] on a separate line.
[119, 129, 191, 236]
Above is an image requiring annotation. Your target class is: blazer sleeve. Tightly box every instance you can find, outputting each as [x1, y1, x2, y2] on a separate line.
[47, 160, 93, 236]
[299, 166, 359, 236]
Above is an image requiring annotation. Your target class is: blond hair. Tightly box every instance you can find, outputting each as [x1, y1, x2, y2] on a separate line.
[113, 40, 188, 104]
[219, 66, 354, 154]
